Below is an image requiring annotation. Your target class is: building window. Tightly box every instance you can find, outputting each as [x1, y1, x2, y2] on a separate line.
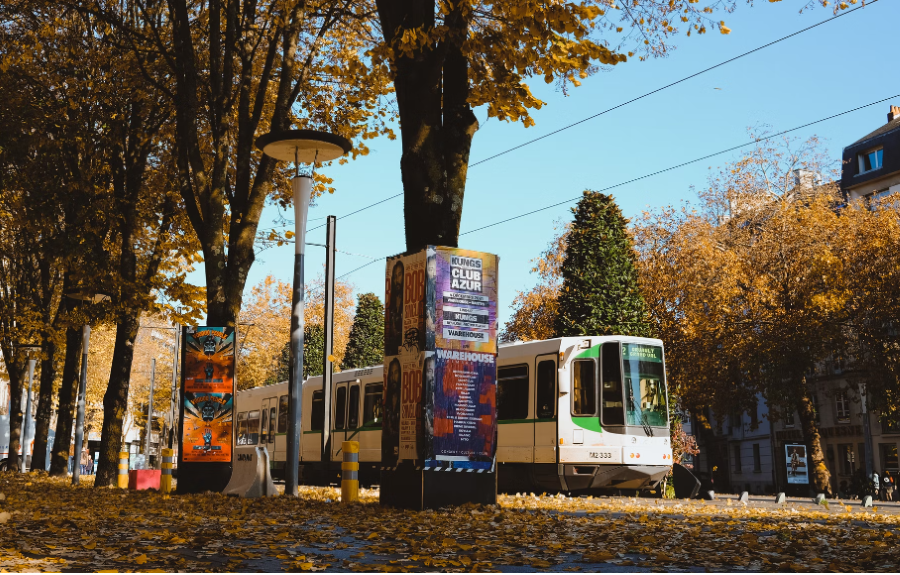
[839, 443, 855, 475]
[880, 443, 899, 472]
[858, 147, 883, 174]
[733, 445, 742, 474]
[753, 444, 761, 472]
[785, 410, 795, 428]
[835, 391, 851, 424]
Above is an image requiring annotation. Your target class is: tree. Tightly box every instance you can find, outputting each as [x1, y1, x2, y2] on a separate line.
[502, 224, 566, 342]
[556, 191, 652, 338]
[87, 0, 394, 326]
[341, 293, 384, 369]
[238, 274, 354, 389]
[635, 134, 846, 494]
[371, 1, 750, 251]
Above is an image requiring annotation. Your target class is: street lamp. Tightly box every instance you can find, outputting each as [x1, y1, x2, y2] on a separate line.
[16, 344, 41, 473]
[256, 129, 351, 497]
[65, 290, 110, 485]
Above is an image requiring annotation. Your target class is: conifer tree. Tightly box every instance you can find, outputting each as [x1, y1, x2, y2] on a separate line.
[342, 293, 385, 370]
[555, 191, 652, 338]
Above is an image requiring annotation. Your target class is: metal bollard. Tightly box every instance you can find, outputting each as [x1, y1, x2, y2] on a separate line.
[160, 448, 174, 493]
[341, 441, 359, 504]
[118, 451, 129, 489]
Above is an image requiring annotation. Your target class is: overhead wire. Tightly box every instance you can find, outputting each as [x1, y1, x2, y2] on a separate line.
[296, 2, 876, 232]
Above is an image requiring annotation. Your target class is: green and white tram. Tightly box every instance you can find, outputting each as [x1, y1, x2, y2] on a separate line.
[233, 336, 672, 493]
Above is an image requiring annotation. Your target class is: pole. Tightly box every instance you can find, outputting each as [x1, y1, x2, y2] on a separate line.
[145, 358, 156, 464]
[286, 173, 312, 496]
[859, 383, 874, 479]
[169, 325, 180, 449]
[321, 215, 337, 465]
[21, 358, 36, 473]
[72, 324, 91, 485]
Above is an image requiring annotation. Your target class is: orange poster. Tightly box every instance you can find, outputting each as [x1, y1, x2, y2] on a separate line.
[181, 327, 235, 463]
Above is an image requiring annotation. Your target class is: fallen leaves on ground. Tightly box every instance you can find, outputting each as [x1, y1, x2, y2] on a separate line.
[0, 473, 897, 572]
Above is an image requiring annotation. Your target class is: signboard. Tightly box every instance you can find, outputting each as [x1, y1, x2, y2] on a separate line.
[623, 343, 663, 363]
[785, 443, 809, 485]
[180, 327, 235, 463]
[383, 247, 499, 470]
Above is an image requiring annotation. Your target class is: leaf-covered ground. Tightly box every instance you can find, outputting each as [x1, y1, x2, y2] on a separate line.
[0, 473, 897, 572]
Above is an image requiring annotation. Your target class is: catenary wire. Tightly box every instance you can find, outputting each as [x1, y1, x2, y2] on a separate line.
[468, 0, 877, 168]
[338, 92, 900, 278]
[459, 93, 900, 236]
[292, 2, 875, 229]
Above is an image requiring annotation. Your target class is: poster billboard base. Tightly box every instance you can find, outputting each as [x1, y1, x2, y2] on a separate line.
[175, 462, 232, 494]
[380, 465, 497, 510]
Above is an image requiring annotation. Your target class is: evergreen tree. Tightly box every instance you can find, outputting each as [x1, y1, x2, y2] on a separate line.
[555, 191, 653, 338]
[274, 323, 327, 381]
[342, 293, 385, 369]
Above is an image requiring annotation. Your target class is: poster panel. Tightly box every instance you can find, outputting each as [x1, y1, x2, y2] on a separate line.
[433, 248, 499, 353]
[785, 443, 809, 484]
[428, 349, 496, 466]
[181, 327, 235, 463]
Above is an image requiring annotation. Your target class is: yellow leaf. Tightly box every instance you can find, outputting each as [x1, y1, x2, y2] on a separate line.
[366, 532, 379, 540]
[134, 554, 148, 565]
[720, 22, 731, 34]
[442, 537, 456, 547]
[83, 541, 97, 550]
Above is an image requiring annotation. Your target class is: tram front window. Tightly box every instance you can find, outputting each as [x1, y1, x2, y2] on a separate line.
[622, 343, 668, 427]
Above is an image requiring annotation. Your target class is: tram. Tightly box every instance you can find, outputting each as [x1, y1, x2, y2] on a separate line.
[234, 336, 673, 493]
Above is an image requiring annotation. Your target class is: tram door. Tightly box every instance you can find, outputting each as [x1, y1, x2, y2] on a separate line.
[533, 355, 558, 463]
[260, 397, 277, 451]
[497, 364, 533, 462]
[274, 394, 288, 462]
[331, 383, 347, 462]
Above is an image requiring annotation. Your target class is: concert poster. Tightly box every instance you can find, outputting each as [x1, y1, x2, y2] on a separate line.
[181, 327, 235, 463]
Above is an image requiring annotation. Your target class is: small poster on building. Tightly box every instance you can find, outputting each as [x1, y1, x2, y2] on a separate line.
[785, 444, 809, 484]
[181, 327, 235, 463]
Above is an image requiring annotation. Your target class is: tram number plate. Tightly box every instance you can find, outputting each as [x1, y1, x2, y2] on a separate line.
[588, 451, 613, 460]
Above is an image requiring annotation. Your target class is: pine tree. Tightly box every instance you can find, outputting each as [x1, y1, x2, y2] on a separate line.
[555, 191, 653, 338]
[342, 293, 385, 369]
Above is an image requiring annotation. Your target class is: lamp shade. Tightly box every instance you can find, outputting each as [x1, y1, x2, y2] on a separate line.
[256, 129, 352, 163]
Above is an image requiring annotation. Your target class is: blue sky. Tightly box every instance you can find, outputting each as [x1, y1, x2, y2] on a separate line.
[238, 0, 897, 329]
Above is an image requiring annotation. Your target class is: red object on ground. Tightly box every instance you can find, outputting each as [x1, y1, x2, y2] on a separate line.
[128, 469, 161, 491]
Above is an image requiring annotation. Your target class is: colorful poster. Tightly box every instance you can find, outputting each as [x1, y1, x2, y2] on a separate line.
[433, 249, 499, 353]
[181, 327, 235, 463]
[429, 349, 496, 466]
[785, 444, 809, 484]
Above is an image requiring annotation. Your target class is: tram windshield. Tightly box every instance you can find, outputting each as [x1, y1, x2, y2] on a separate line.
[622, 343, 668, 427]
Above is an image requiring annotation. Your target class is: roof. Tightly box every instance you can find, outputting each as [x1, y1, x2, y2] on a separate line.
[847, 116, 900, 148]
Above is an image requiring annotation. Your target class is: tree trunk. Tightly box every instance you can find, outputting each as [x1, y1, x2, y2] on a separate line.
[4, 358, 25, 472]
[30, 334, 57, 473]
[48, 326, 82, 476]
[796, 384, 832, 495]
[95, 311, 141, 486]
[376, 0, 478, 253]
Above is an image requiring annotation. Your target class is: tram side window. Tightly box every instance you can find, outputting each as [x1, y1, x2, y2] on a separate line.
[310, 390, 325, 431]
[277, 395, 288, 433]
[601, 342, 625, 425]
[363, 383, 383, 427]
[348, 385, 360, 429]
[246, 410, 261, 444]
[536, 360, 556, 419]
[497, 365, 529, 420]
[572, 360, 597, 416]
[237, 412, 249, 445]
[268, 406, 277, 442]
[335, 387, 347, 430]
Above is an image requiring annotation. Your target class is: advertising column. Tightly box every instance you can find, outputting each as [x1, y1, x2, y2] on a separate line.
[176, 326, 236, 494]
[381, 246, 499, 509]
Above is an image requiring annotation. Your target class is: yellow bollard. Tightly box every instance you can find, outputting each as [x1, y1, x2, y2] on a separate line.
[118, 451, 129, 489]
[160, 448, 174, 493]
[341, 441, 359, 504]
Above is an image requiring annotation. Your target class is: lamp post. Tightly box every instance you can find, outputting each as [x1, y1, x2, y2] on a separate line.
[16, 345, 41, 472]
[65, 290, 110, 485]
[256, 129, 351, 496]
[144, 358, 156, 466]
